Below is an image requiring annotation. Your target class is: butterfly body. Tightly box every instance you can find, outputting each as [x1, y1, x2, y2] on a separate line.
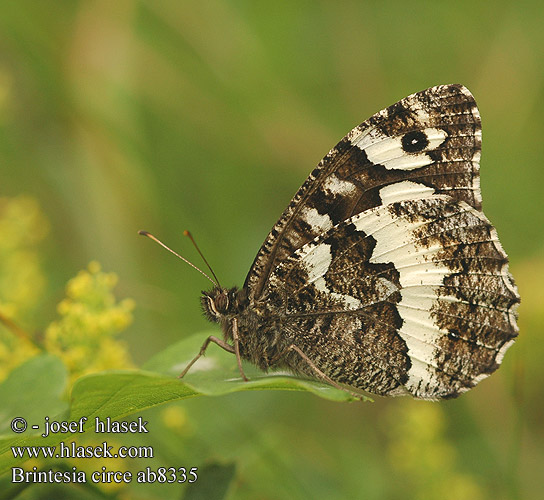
[202, 286, 290, 372]
[188, 84, 519, 400]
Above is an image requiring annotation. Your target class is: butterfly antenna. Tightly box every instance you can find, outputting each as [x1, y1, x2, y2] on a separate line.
[183, 230, 222, 288]
[138, 230, 219, 287]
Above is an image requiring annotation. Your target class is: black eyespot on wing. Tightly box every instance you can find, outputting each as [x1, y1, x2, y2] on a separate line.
[401, 130, 429, 153]
[245, 85, 485, 301]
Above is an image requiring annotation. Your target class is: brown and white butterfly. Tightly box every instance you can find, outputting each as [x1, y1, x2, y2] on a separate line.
[143, 84, 520, 400]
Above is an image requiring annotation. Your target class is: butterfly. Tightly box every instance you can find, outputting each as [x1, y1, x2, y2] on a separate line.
[147, 84, 520, 400]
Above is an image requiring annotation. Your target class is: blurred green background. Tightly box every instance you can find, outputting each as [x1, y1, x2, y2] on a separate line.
[1, 1, 543, 499]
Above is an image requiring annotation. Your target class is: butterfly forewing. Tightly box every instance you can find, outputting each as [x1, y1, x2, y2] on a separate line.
[245, 84, 482, 299]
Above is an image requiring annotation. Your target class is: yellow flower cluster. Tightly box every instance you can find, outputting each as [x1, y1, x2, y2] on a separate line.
[45, 261, 135, 384]
[387, 402, 484, 500]
[0, 195, 136, 387]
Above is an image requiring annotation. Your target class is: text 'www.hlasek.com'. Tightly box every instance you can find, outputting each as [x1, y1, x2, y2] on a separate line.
[9, 415, 198, 485]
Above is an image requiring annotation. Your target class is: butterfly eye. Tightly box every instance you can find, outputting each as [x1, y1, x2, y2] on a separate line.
[214, 292, 229, 313]
[401, 130, 430, 153]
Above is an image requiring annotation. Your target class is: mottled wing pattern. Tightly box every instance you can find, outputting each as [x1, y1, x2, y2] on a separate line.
[244, 84, 519, 399]
[265, 195, 518, 398]
[245, 84, 482, 299]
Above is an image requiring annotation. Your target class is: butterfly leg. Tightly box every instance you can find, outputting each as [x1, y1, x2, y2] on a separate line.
[232, 317, 249, 381]
[178, 335, 235, 378]
[270, 344, 364, 400]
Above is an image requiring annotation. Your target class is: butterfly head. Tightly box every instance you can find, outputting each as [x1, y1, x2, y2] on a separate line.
[201, 286, 246, 323]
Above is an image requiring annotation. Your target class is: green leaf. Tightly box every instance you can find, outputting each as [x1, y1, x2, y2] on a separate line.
[0, 354, 68, 438]
[0, 332, 367, 475]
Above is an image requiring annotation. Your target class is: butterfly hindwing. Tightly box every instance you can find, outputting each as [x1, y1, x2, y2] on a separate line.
[262, 193, 518, 398]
